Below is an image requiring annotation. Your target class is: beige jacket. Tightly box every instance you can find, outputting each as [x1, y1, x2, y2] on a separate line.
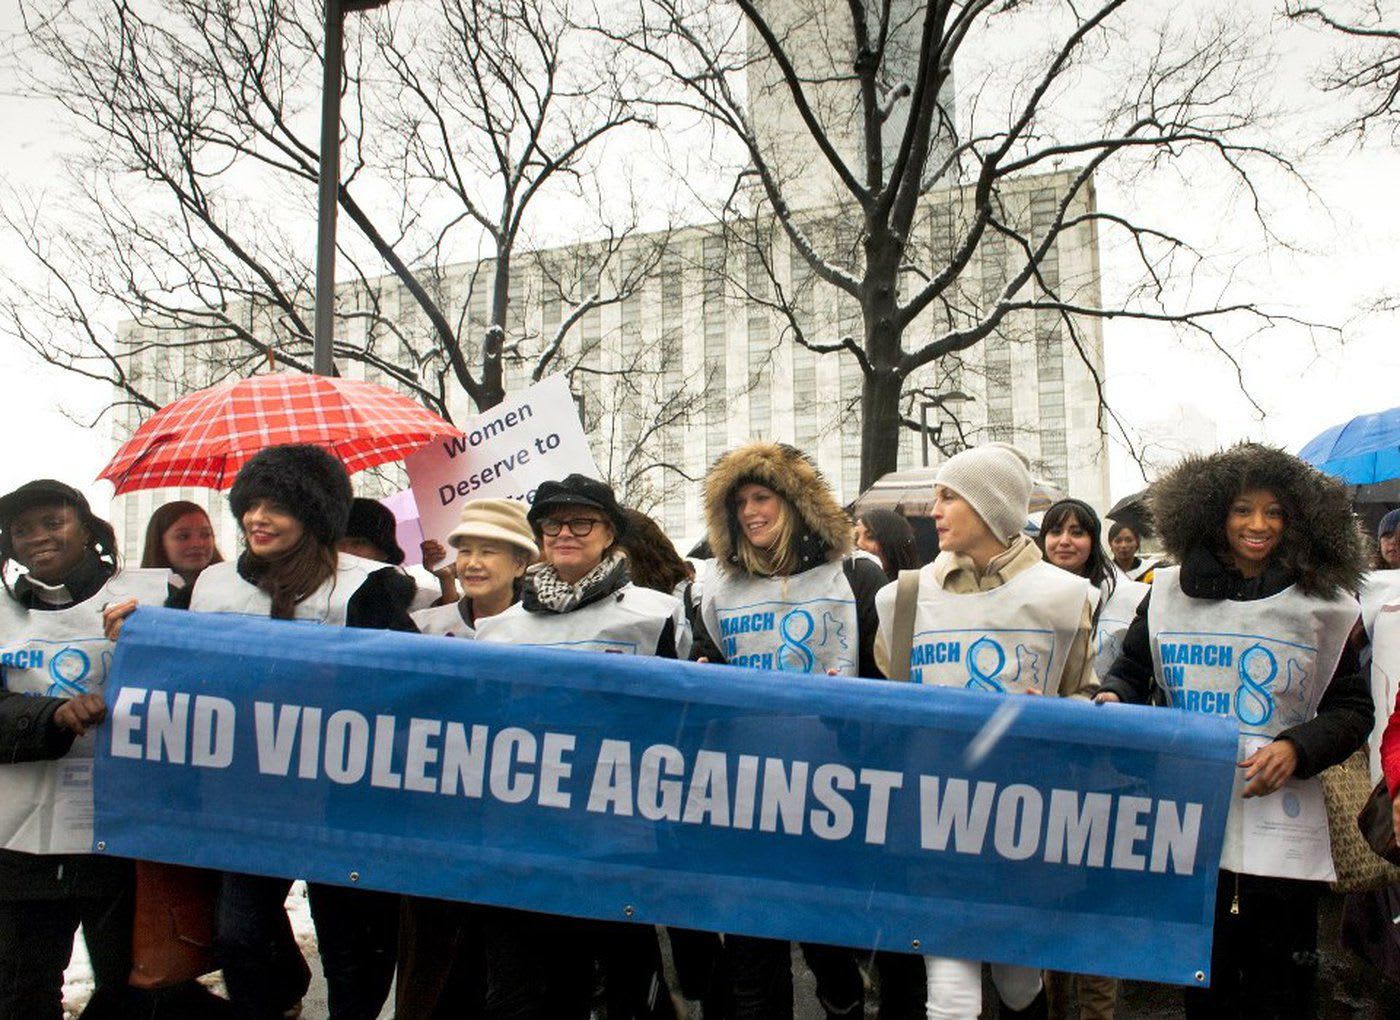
[875, 535, 1098, 697]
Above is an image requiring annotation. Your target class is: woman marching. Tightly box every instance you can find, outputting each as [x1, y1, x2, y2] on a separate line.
[140, 499, 223, 592]
[108, 446, 417, 1020]
[0, 480, 171, 1018]
[1096, 443, 1370, 1018]
[1106, 520, 1157, 582]
[1040, 499, 1150, 692]
[471, 474, 689, 1019]
[410, 499, 536, 638]
[874, 444, 1096, 1020]
[396, 498, 536, 1020]
[854, 508, 920, 582]
[696, 441, 925, 1020]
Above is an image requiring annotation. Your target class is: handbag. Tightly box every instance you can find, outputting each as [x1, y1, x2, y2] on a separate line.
[128, 860, 220, 988]
[1320, 749, 1400, 893]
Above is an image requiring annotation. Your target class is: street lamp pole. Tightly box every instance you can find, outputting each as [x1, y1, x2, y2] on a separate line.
[920, 391, 974, 466]
[313, 0, 390, 377]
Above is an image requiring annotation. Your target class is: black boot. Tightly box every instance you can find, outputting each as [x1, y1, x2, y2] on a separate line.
[999, 989, 1048, 1020]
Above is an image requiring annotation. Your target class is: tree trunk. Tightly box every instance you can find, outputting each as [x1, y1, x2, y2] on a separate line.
[859, 367, 903, 491]
[859, 219, 905, 491]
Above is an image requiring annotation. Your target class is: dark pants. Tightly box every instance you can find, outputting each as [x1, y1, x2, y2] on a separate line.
[215, 874, 309, 1020]
[596, 921, 676, 1019]
[868, 950, 927, 1020]
[479, 907, 594, 1019]
[396, 897, 487, 1020]
[726, 936, 866, 1019]
[305, 883, 399, 1020]
[669, 928, 731, 1015]
[0, 891, 142, 1020]
[1183, 870, 1321, 1019]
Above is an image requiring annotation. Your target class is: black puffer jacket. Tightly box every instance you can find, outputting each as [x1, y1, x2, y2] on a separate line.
[1100, 443, 1370, 780]
[1099, 548, 1370, 779]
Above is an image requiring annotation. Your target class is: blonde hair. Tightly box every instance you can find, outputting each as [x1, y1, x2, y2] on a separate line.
[733, 493, 800, 577]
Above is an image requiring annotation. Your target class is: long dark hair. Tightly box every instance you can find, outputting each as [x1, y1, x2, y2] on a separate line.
[856, 508, 919, 580]
[619, 508, 689, 594]
[141, 501, 224, 571]
[0, 497, 120, 596]
[1039, 499, 1115, 622]
[246, 529, 338, 621]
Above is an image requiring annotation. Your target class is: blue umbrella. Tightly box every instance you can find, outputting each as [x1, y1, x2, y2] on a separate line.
[1298, 405, 1400, 485]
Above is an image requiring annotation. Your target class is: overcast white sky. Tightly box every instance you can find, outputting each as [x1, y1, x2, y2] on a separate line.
[0, 0, 1395, 519]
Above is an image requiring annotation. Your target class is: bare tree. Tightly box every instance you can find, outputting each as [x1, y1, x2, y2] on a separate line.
[2, 0, 665, 422]
[1286, 2, 1400, 143]
[603, 0, 1309, 488]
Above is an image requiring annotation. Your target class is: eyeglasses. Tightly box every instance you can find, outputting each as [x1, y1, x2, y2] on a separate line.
[539, 517, 605, 537]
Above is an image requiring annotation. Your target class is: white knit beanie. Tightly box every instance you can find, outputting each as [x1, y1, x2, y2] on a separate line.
[933, 443, 1033, 543]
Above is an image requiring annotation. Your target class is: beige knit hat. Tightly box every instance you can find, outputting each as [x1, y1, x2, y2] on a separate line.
[445, 498, 538, 558]
[933, 442, 1033, 543]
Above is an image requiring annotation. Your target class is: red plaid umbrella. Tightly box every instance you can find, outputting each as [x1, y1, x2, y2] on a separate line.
[100, 372, 461, 494]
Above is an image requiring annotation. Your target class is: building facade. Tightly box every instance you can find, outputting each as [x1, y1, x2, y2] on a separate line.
[111, 167, 1109, 558]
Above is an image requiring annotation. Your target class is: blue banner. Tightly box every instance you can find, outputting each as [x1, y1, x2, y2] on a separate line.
[95, 607, 1237, 986]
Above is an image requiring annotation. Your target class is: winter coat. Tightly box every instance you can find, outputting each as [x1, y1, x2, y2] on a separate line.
[475, 555, 689, 658]
[189, 552, 418, 632]
[873, 534, 1098, 697]
[0, 556, 133, 899]
[693, 442, 889, 679]
[1099, 443, 1370, 780]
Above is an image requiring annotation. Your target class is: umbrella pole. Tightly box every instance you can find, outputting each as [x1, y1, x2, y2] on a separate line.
[314, 0, 344, 378]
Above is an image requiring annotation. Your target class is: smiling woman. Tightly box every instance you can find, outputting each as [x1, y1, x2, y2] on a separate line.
[0, 479, 171, 1017]
[695, 441, 926, 1017]
[1096, 442, 1370, 1018]
[468, 475, 690, 1016]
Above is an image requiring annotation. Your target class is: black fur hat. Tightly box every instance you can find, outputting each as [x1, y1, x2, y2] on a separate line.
[229, 444, 354, 547]
[1149, 442, 1365, 599]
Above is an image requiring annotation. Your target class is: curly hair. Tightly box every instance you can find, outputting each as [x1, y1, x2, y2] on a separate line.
[1149, 442, 1365, 599]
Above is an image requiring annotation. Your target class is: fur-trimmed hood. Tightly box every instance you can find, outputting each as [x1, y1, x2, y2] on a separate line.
[704, 442, 852, 574]
[1149, 442, 1365, 599]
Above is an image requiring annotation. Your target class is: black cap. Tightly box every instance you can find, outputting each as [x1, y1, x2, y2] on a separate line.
[528, 474, 627, 538]
[344, 497, 406, 565]
[0, 480, 92, 531]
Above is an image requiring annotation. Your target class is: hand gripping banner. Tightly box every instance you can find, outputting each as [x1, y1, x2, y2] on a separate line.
[94, 608, 1237, 986]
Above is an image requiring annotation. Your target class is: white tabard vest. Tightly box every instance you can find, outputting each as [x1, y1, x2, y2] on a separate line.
[1117, 556, 1160, 582]
[701, 559, 861, 676]
[1359, 573, 1400, 780]
[1148, 565, 1360, 879]
[1369, 600, 1400, 783]
[876, 560, 1089, 694]
[189, 555, 377, 624]
[475, 583, 689, 658]
[1360, 571, 1400, 640]
[0, 568, 171, 855]
[412, 601, 476, 638]
[1093, 578, 1149, 680]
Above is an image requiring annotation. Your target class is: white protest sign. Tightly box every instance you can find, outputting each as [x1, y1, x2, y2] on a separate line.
[405, 374, 601, 545]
